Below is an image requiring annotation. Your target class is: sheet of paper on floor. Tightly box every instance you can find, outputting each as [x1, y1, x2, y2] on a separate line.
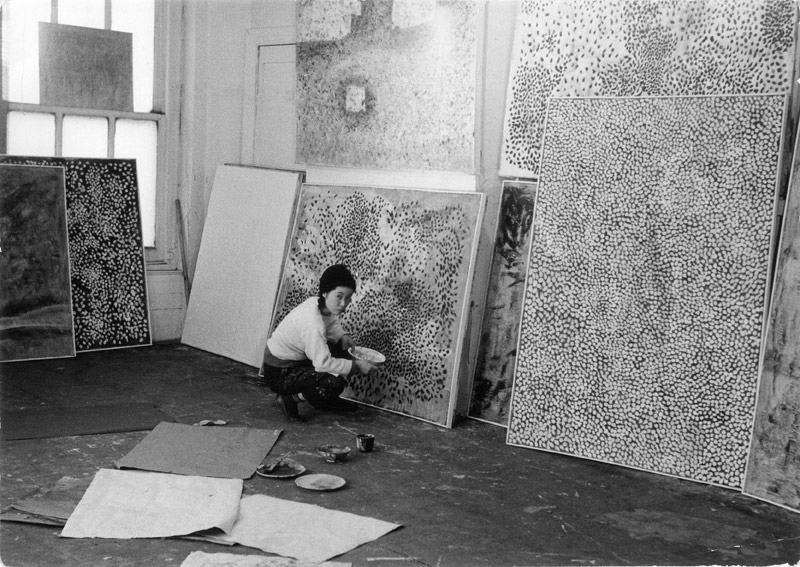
[0, 476, 92, 525]
[212, 494, 401, 563]
[180, 550, 350, 567]
[61, 469, 242, 539]
[114, 422, 281, 479]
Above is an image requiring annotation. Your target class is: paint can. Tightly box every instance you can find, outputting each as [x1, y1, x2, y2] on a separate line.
[356, 433, 375, 453]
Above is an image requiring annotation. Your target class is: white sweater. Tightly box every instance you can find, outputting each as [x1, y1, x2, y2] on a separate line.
[266, 297, 353, 376]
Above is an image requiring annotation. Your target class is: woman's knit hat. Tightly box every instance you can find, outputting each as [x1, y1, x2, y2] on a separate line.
[319, 264, 357, 294]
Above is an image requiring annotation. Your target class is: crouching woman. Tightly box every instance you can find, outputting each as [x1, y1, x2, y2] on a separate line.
[261, 264, 377, 421]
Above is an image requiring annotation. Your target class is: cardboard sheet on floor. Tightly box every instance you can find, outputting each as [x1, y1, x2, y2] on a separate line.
[181, 165, 301, 368]
[61, 469, 242, 539]
[0, 403, 174, 441]
[214, 494, 401, 563]
[0, 476, 91, 525]
[181, 550, 350, 567]
[114, 422, 282, 479]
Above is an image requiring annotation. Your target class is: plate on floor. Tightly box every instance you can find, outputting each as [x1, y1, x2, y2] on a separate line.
[295, 473, 346, 491]
[256, 458, 306, 479]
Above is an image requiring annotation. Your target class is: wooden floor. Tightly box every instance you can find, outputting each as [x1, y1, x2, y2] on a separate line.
[1, 344, 798, 567]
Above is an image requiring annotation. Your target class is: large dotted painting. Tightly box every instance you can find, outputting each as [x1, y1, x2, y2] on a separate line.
[0, 165, 75, 362]
[296, 0, 476, 172]
[469, 181, 537, 426]
[506, 95, 785, 488]
[0, 156, 151, 351]
[744, 134, 800, 512]
[500, 0, 795, 178]
[273, 184, 484, 427]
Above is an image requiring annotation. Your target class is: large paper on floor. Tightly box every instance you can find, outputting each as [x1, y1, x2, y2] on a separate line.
[115, 422, 281, 479]
[61, 469, 242, 539]
[1, 476, 91, 526]
[181, 551, 350, 567]
[215, 494, 401, 563]
[181, 165, 301, 368]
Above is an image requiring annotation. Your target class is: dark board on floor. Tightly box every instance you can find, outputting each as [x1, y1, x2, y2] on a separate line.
[0, 403, 173, 440]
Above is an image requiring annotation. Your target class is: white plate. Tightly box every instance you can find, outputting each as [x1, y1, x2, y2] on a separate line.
[295, 473, 346, 491]
[348, 346, 386, 364]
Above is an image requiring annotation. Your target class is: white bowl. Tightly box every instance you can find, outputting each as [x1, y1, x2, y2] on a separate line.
[348, 346, 386, 364]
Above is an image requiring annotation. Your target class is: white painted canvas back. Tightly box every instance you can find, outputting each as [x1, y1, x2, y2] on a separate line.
[181, 165, 300, 367]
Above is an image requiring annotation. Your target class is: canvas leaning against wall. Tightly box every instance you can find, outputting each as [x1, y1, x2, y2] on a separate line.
[181, 165, 302, 368]
[0, 156, 151, 352]
[272, 184, 485, 427]
[507, 94, 785, 489]
[0, 164, 75, 362]
[296, 0, 477, 173]
[499, 0, 796, 178]
[743, 132, 800, 513]
[469, 180, 536, 426]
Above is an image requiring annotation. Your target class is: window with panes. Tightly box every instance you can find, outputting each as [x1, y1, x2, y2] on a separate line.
[1, 0, 163, 251]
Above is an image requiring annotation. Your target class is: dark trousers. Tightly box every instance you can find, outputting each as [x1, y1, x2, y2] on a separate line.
[262, 342, 350, 403]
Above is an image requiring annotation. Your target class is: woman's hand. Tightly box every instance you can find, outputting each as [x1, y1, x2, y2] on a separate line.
[353, 358, 377, 376]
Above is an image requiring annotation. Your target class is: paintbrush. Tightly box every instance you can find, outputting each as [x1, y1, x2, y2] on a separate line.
[260, 451, 292, 472]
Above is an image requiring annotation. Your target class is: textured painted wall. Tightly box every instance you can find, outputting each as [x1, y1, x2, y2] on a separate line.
[507, 95, 784, 488]
[296, 0, 476, 172]
[500, 0, 795, 178]
[469, 181, 536, 425]
[273, 184, 484, 427]
[0, 157, 151, 351]
[0, 164, 75, 361]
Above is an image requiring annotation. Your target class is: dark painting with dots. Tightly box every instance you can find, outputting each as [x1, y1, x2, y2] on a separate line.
[744, 135, 800, 512]
[0, 164, 75, 362]
[469, 181, 537, 426]
[296, 0, 476, 172]
[0, 156, 151, 352]
[506, 95, 785, 488]
[500, 0, 795, 178]
[272, 184, 484, 427]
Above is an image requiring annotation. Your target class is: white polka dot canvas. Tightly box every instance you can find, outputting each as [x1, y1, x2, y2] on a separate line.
[506, 95, 785, 488]
[499, 0, 796, 178]
[0, 156, 151, 351]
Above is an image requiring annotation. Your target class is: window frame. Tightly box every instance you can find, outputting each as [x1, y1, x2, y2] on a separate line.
[0, 0, 182, 271]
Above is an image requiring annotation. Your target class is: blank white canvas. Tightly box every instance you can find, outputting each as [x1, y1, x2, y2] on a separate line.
[181, 165, 300, 367]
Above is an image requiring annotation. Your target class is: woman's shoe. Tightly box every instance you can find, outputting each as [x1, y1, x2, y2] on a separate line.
[275, 394, 305, 421]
